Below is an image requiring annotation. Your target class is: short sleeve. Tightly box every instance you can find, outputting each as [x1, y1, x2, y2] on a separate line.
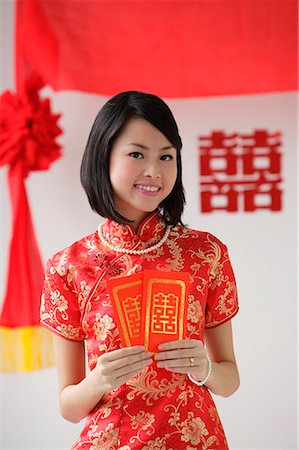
[40, 257, 86, 341]
[205, 239, 239, 328]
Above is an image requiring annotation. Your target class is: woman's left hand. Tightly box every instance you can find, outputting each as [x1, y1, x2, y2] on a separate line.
[154, 339, 209, 380]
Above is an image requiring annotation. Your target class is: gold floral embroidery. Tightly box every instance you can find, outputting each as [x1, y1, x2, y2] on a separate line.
[141, 436, 168, 450]
[215, 281, 238, 316]
[66, 265, 76, 285]
[127, 366, 186, 406]
[164, 386, 205, 424]
[127, 384, 219, 449]
[50, 289, 68, 313]
[187, 295, 204, 338]
[124, 408, 156, 445]
[187, 295, 203, 324]
[142, 245, 165, 262]
[83, 235, 102, 253]
[189, 262, 208, 296]
[57, 323, 81, 339]
[93, 313, 116, 341]
[158, 239, 184, 271]
[78, 280, 91, 309]
[93, 394, 123, 420]
[130, 410, 155, 431]
[207, 404, 227, 439]
[189, 235, 226, 289]
[181, 414, 208, 445]
[87, 423, 119, 450]
[207, 245, 224, 287]
[40, 287, 69, 324]
[53, 250, 69, 275]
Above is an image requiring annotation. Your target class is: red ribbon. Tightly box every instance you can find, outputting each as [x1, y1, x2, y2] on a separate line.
[0, 76, 62, 327]
[1, 162, 44, 326]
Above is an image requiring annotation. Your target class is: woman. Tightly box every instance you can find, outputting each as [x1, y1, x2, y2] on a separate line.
[41, 91, 239, 449]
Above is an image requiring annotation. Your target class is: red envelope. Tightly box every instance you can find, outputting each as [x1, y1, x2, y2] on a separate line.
[107, 270, 189, 352]
[141, 270, 189, 352]
[107, 273, 143, 347]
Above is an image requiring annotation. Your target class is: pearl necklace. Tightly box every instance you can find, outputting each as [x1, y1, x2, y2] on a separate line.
[98, 223, 171, 255]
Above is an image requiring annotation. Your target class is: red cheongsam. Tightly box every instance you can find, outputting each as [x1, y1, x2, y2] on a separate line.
[40, 211, 239, 450]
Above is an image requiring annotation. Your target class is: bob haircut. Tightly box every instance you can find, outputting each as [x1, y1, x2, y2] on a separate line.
[80, 91, 185, 226]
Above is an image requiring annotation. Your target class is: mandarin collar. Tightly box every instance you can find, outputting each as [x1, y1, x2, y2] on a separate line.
[101, 211, 167, 248]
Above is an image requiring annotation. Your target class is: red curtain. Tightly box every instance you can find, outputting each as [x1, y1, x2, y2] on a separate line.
[17, 0, 298, 98]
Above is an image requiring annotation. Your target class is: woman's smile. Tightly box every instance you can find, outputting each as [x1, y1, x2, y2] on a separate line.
[134, 183, 161, 195]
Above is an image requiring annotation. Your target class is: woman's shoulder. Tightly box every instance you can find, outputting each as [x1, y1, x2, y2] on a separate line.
[47, 230, 99, 269]
[176, 223, 227, 248]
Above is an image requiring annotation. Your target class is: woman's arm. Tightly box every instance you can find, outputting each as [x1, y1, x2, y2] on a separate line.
[53, 336, 101, 423]
[53, 335, 153, 423]
[154, 320, 239, 398]
[204, 321, 240, 397]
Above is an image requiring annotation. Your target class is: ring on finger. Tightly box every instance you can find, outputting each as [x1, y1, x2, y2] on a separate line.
[189, 357, 195, 367]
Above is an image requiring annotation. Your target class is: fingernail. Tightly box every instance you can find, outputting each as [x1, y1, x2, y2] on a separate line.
[157, 344, 165, 350]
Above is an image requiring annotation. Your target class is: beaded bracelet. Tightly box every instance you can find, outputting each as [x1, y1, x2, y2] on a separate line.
[187, 355, 212, 386]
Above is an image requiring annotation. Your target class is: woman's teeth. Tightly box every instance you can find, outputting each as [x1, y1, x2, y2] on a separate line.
[136, 185, 159, 192]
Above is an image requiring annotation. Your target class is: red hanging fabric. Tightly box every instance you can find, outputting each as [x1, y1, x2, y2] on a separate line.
[16, 0, 298, 97]
[1, 161, 44, 327]
[0, 74, 62, 371]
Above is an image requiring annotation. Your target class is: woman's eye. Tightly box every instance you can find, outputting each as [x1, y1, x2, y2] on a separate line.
[129, 152, 143, 159]
[160, 154, 173, 161]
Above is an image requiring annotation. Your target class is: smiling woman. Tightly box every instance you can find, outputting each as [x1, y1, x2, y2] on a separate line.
[40, 91, 239, 450]
[109, 117, 178, 229]
[80, 91, 185, 227]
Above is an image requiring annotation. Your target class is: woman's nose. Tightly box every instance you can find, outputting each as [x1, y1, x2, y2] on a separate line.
[143, 161, 161, 178]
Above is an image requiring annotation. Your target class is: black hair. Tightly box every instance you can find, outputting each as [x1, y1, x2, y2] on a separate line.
[80, 91, 185, 226]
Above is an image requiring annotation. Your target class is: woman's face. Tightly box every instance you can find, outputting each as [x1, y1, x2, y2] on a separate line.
[109, 117, 177, 229]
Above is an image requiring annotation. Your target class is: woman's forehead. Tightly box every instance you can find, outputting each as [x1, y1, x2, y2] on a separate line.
[115, 117, 173, 147]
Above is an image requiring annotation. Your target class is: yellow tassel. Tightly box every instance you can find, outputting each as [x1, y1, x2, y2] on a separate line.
[0, 325, 54, 372]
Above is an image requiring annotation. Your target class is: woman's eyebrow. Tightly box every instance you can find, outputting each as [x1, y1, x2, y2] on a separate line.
[127, 143, 175, 151]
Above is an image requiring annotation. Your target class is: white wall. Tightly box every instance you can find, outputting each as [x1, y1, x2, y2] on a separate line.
[1, 2, 297, 449]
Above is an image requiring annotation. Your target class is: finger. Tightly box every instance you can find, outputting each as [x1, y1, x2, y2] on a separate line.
[102, 346, 146, 363]
[114, 357, 153, 379]
[163, 366, 197, 374]
[113, 366, 150, 387]
[101, 351, 152, 375]
[154, 348, 205, 361]
[157, 339, 203, 351]
[156, 358, 195, 368]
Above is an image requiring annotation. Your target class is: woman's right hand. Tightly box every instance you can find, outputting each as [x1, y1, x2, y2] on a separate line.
[94, 346, 153, 393]
[53, 338, 152, 423]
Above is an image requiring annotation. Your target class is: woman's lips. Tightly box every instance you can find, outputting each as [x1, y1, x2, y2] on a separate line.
[135, 184, 161, 195]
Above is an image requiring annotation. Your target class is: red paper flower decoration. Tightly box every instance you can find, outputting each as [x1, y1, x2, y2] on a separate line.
[0, 76, 62, 177]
